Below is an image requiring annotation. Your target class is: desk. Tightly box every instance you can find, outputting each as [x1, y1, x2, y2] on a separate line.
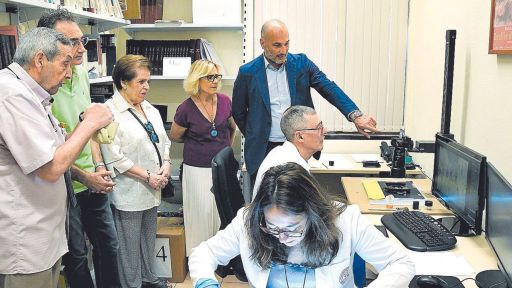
[241, 153, 424, 202]
[341, 177, 497, 287]
[309, 153, 423, 176]
[341, 177, 452, 215]
[365, 214, 496, 288]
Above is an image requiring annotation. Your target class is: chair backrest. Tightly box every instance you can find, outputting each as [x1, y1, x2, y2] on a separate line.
[211, 146, 245, 230]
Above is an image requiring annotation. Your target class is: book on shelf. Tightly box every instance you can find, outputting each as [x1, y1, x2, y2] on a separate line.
[90, 82, 114, 103]
[125, 38, 225, 76]
[83, 0, 123, 18]
[83, 38, 103, 78]
[100, 34, 117, 76]
[0, 26, 18, 70]
[129, 0, 163, 23]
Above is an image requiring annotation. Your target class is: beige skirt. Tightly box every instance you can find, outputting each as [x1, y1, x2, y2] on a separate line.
[182, 164, 221, 256]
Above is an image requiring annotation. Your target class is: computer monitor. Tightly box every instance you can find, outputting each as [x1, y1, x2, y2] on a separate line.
[431, 134, 486, 236]
[475, 163, 512, 288]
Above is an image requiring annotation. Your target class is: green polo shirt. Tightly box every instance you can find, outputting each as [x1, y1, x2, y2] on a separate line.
[51, 65, 93, 193]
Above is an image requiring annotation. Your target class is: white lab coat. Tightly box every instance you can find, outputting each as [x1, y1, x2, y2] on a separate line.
[189, 205, 415, 287]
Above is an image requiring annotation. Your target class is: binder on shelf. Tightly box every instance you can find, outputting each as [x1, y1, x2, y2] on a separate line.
[200, 38, 225, 74]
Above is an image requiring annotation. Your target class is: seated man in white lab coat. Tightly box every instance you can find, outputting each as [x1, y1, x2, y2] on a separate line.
[252, 105, 325, 199]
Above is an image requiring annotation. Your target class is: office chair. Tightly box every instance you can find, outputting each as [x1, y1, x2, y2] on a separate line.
[353, 253, 366, 287]
[211, 146, 246, 280]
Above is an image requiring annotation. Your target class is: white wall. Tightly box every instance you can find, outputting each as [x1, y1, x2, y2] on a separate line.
[405, 0, 512, 180]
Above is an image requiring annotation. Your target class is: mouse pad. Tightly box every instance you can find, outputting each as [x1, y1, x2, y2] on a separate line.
[409, 275, 465, 287]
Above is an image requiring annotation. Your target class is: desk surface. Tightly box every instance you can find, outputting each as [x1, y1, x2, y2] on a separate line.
[342, 177, 452, 215]
[365, 214, 497, 288]
[309, 153, 423, 175]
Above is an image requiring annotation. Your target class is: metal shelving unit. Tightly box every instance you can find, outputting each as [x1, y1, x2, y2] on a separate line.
[122, 23, 243, 37]
[0, 0, 129, 35]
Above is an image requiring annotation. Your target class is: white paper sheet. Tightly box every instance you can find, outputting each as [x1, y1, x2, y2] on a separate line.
[308, 160, 326, 169]
[407, 251, 475, 276]
[162, 57, 191, 77]
[319, 153, 355, 169]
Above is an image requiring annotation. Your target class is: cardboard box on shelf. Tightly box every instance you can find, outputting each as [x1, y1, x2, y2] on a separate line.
[155, 219, 187, 283]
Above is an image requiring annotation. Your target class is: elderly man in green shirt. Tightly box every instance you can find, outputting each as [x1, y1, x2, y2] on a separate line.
[38, 10, 121, 288]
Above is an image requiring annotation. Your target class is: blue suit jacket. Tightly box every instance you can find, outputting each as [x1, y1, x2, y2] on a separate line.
[232, 53, 359, 175]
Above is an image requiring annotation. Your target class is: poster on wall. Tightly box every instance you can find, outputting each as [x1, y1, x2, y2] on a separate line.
[489, 0, 512, 54]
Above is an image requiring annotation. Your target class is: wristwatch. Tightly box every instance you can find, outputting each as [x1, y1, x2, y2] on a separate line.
[94, 162, 106, 170]
[349, 110, 364, 122]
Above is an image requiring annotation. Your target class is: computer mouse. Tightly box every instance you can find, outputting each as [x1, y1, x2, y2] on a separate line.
[416, 275, 445, 288]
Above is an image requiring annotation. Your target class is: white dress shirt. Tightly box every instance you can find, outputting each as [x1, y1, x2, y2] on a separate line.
[101, 91, 171, 211]
[189, 205, 415, 288]
[264, 57, 291, 142]
[252, 141, 309, 200]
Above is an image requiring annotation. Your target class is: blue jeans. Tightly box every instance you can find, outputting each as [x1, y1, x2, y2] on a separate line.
[64, 189, 120, 288]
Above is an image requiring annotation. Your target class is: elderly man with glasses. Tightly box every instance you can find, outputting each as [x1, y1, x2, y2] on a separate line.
[251, 105, 326, 200]
[37, 9, 120, 288]
[0, 27, 113, 288]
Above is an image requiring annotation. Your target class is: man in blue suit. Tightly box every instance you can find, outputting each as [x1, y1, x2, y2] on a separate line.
[233, 19, 378, 182]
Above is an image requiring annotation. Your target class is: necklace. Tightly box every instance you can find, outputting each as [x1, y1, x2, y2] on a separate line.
[283, 265, 308, 288]
[196, 95, 217, 137]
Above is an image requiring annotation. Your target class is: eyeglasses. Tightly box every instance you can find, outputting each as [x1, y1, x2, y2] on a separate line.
[259, 215, 306, 238]
[203, 74, 223, 82]
[298, 122, 325, 133]
[144, 120, 159, 143]
[71, 36, 89, 47]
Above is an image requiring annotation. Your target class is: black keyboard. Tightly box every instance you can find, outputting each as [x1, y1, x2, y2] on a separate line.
[381, 210, 457, 252]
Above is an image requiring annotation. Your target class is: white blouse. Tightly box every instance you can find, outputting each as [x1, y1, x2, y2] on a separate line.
[101, 91, 171, 211]
[189, 205, 415, 287]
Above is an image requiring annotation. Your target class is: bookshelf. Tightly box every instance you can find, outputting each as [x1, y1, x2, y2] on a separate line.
[123, 23, 243, 36]
[114, 0, 245, 170]
[151, 75, 236, 81]
[88, 75, 236, 84]
[89, 76, 113, 84]
[0, 0, 129, 35]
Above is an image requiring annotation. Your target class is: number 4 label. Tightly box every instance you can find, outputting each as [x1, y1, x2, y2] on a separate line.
[151, 238, 173, 278]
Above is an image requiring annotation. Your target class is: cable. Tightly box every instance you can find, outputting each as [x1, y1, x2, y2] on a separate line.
[415, 164, 433, 181]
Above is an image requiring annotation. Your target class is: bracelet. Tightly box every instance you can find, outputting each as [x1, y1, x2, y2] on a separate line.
[164, 159, 172, 165]
[78, 111, 85, 122]
[94, 162, 106, 170]
[146, 170, 151, 183]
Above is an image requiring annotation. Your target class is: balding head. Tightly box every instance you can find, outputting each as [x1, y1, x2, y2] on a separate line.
[261, 19, 288, 39]
[260, 19, 289, 67]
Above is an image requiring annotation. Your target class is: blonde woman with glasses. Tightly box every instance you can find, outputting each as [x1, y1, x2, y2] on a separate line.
[170, 59, 237, 256]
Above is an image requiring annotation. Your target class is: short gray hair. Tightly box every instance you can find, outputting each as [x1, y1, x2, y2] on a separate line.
[13, 27, 72, 68]
[280, 105, 317, 141]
